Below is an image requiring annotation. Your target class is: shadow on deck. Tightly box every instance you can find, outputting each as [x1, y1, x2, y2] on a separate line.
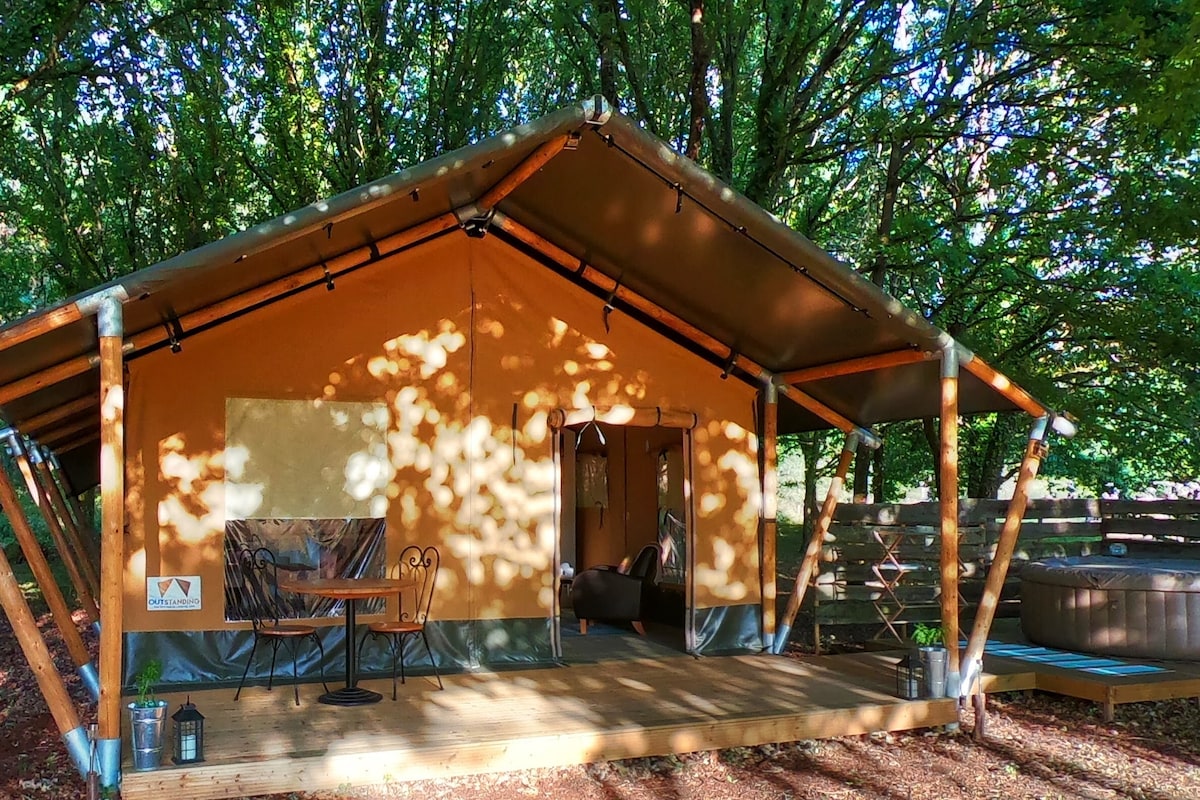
[120, 650, 956, 800]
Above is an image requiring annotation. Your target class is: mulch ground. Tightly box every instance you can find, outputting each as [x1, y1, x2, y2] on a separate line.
[3, 610, 1199, 800]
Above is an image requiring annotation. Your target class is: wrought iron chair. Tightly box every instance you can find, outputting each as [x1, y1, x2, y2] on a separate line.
[232, 546, 329, 705]
[360, 545, 444, 697]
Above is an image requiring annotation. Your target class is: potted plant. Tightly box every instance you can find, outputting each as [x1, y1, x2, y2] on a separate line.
[911, 623, 948, 699]
[127, 659, 169, 771]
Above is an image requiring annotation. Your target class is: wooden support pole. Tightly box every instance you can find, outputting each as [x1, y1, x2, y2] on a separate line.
[773, 431, 859, 654]
[0, 442, 98, 685]
[778, 348, 933, 385]
[939, 347, 960, 678]
[16, 396, 97, 439]
[476, 135, 571, 210]
[960, 417, 1051, 729]
[42, 450, 99, 549]
[548, 406, 698, 430]
[761, 382, 779, 649]
[35, 454, 101, 597]
[0, 354, 98, 407]
[0, 303, 85, 355]
[34, 415, 98, 450]
[958, 349, 1048, 419]
[7, 438, 100, 626]
[96, 297, 125, 786]
[49, 452, 96, 537]
[0, 540, 90, 776]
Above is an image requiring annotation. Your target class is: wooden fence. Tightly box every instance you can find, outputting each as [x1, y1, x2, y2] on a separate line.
[805, 498, 1200, 642]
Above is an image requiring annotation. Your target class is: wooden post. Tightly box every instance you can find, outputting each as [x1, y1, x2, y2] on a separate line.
[476, 135, 571, 210]
[35, 451, 102, 596]
[96, 296, 125, 788]
[11, 436, 101, 614]
[773, 431, 860, 654]
[760, 381, 779, 650]
[939, 347, 960, 679]
[778, 348, 933, 384]
[48, 450, 98, 544]
[960, 416, 1051, 732]
[0, 435, 99, 696]
[0, 538, 91, 777]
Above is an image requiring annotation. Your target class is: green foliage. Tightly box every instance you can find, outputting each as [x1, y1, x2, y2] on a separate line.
[912, 623, 945, 648]
[0, 0, 1197, 493]
[132, 659, 162, 707]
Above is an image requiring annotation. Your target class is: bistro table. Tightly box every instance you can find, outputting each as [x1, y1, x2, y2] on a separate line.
[278, 576, 414, 706]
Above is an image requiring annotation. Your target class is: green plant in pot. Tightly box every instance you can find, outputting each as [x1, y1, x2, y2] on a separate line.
[127, 660, 169, 771]
[911, 623, 948, 699]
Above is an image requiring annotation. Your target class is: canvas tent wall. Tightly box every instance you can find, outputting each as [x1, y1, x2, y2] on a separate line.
[122, 232, 762, 683]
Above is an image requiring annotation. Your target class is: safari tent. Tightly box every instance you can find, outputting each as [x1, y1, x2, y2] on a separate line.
[0, 98, 1072, 791]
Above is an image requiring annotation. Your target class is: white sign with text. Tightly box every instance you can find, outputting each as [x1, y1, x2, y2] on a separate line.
[147, 575, 202, 611]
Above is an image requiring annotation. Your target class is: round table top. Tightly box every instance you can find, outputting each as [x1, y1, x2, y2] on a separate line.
[278, 577, 415, 600]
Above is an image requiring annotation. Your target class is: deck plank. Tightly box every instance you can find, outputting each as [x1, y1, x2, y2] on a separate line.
[121, 653, 956, 800]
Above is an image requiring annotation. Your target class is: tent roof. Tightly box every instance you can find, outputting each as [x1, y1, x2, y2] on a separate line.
[0, 98, 1055, 491]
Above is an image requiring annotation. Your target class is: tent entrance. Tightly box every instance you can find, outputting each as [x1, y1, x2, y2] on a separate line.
[552, 412, 695, 661]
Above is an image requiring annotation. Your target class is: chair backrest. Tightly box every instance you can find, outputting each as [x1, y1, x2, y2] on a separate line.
[394, 545, 439, 625]
[626, 544, 661, 584]
[234, 546, 287, 630]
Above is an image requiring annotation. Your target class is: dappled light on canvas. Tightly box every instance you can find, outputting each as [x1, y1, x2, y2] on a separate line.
[128, 234, 763, 645]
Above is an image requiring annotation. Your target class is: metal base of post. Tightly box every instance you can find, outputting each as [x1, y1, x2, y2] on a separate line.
[78, 662, 100, 703]
[772, 623, 792, 655]
[97, 738, 121, 790]
[62, 726, 91, 779]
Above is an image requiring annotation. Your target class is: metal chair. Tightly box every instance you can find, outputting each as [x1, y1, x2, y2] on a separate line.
[232, 546, 329, 705]
[360, 545, 444, 697]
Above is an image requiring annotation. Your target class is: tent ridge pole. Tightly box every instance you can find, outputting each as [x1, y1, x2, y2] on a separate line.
[476, 135, 573, 211]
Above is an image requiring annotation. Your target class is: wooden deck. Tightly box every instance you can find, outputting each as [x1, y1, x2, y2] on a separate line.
[121, 652, 956, 800]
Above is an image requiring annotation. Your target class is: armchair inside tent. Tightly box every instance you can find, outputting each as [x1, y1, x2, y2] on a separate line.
[570, 544, 661, 635]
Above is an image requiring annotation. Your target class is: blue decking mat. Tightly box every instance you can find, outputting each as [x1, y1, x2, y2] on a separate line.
[962, 640, 1170, 676]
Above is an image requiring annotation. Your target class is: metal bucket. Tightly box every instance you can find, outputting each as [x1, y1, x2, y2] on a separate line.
[919, 646, 948, 699]
[128, 701, 169, 771]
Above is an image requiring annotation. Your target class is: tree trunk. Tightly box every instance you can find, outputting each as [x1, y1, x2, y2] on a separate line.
[683, 0, 709, 160]
[801, 435, 820, 535]
[922, 417, 941, 498]
[872, 436, 887, 502]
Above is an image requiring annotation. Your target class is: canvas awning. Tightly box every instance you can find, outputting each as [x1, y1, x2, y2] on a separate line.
[0, 98, 1059, 491]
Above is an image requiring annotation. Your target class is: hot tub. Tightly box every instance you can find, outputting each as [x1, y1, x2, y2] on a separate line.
[1021, 556, 1200, 660]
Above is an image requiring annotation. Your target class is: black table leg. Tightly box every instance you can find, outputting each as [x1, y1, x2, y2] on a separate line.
[318, 598, 383, 706]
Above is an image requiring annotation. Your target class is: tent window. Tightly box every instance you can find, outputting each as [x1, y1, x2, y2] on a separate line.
[223, 518, 387, 621]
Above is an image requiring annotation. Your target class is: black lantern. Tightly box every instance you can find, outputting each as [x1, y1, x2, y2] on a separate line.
[896, 653, 923, 700]
[172, 697, 205, 764]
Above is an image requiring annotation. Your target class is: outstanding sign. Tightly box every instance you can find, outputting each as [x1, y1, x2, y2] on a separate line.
[147, 575, 202, 611]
